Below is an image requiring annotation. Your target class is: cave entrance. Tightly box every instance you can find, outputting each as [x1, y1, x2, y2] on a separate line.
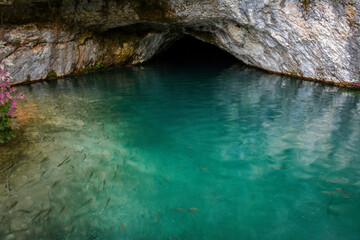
[148, 35, 238, 67]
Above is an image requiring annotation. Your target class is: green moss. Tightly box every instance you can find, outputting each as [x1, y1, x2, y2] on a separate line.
[81, 62, 104, 72]
[302, 0, 310, 9]
[47, 71, 57, 78]
[290, 70, 298, 76]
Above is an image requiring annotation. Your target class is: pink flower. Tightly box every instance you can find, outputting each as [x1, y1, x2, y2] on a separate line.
[0, 43, 24, 142]
[10, 100, 16, 109]
[5, 91, 12, 100]
[7, 110, 14, 117]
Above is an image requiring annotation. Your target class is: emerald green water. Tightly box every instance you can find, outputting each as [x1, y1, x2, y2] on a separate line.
[1, 62, 360, 240]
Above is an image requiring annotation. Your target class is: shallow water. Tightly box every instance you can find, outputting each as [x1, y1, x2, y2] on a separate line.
[1, 62, 360, 240]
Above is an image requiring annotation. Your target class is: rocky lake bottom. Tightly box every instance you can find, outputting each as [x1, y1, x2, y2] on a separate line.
[0, 61, 360, 240]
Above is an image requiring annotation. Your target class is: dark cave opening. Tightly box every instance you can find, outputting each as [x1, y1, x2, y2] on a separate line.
[148, 35, 238, 67]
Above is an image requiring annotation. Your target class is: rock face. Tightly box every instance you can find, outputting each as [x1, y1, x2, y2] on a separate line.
[0, 0, 359, 84]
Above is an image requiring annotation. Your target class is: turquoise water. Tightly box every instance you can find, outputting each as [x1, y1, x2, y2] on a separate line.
[1, 62, 360, 240]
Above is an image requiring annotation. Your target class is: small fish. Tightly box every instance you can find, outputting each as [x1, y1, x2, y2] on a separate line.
[66, 221, 73, 228]
[41, 171, 47, 177]
[103, 180, 106, 187]
[321, 191, 332, 194]
[6, 162, 14, 171]
[188, 209, 196, 216]
[174, 237, 179, 240]
[21, 180, 34, 187]
[326, 179, 337, 183]
[64, 157, 72, 164]
[88, 172, 94, 181]
[34, 151, 43, 158]
[187, 146, 193, 149]
[18, 209, 31, 214]
[189, 207, 199, 211]
[8, 200, 18, 210]
[57, 156, 70, 167]
[59, 205, 66, 214]
[32, 209, 48, 222]
[333, 189, 342, 193]
[40, 157, 49, 163]
[162, 176, 169, 183]
[81, 199, 92, 208]
[342, 193, 355, 197]
[8, 228, 28, 234]
[153, 214, 159, 221]
[106, 197, 111, 207]
[276, 166, 285, 170]
[82, 153, 87, 161]
[173, 208, 184, 211]
[200, 167, 208, 170]
[51, 179, 62, 188]
[42, 208, 52, 219]
[121, 223, 126, 234]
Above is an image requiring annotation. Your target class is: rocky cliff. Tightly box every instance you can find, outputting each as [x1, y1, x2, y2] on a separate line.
[0, 0, 359, 85]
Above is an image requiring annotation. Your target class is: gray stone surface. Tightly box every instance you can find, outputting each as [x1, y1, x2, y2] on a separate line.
[0, 0, 359, 84]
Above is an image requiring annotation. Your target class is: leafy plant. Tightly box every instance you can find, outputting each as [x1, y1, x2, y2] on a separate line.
[0, 41, 24, 143]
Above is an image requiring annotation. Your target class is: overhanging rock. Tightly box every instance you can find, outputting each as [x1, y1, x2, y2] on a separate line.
[0, 0, 359, 85]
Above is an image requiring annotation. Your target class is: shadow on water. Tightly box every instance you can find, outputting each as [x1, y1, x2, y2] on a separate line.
[0, 36, 360, 240]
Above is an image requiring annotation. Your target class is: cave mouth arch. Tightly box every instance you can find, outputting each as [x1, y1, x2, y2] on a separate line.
[148, 35, 239, 67]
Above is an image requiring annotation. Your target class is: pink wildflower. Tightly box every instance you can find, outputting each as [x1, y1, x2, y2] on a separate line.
[0, 42, 24, 130]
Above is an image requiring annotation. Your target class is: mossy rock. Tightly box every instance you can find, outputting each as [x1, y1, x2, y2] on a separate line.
[47, 71, 57, 78]
[290, 70, 298, 76]
[302, 0, 310, 9]
[81, 62, 105, 72]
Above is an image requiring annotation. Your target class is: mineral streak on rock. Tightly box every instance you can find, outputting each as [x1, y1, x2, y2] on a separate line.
[0, 0, 359, 85]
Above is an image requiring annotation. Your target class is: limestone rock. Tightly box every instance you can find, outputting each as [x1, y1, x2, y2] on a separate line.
[0, 0, 359, 84]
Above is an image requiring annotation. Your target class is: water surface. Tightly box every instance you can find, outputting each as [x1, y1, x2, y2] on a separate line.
[1, 62, 360, 240]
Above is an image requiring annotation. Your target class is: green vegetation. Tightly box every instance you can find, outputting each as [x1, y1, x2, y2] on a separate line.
[290, 70, 298, 76]
[0, 41, 24, 143]
[47, 71, 57, 78]
[302, 0, 310, 9]
[82, 62, 105, 72]
[0, 117, 16, 143]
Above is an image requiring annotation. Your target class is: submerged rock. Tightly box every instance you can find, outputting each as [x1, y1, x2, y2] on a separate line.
[0, 0, 359, 85]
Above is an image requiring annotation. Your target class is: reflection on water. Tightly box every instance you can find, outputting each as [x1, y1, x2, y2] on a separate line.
[1, 63, 360, 240]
